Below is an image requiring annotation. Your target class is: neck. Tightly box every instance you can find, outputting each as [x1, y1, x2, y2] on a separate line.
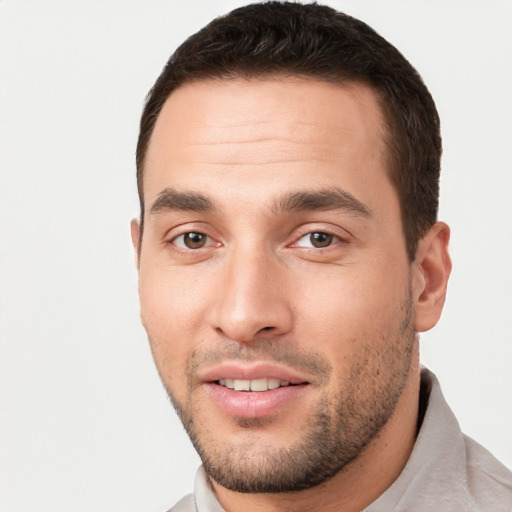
[211, 347, 421, 512]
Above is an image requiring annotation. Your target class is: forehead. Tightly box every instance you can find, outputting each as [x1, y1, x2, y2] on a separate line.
[143, 77, 391, 210]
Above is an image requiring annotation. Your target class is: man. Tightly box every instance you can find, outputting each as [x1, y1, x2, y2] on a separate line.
[131, 2, 512, 511]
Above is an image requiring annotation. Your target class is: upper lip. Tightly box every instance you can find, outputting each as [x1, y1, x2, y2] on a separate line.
[198, 362, 310, 385]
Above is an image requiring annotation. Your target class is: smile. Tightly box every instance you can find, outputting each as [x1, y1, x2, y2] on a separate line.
[217, 378, 292, 391]
[199, 362, 311, 418]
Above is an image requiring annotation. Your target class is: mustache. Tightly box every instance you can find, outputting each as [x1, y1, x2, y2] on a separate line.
[187, 339, 332, 384]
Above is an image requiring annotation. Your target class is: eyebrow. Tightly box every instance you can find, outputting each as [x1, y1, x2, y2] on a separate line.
[271, 188, 372, 218]
[149, 186, 372, 219]
[150, 188, 217, 215]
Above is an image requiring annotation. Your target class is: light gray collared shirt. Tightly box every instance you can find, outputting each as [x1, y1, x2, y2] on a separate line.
[169, 370, 512, 512]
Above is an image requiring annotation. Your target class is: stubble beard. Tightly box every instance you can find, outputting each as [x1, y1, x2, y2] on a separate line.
[162, 288, 416, 494]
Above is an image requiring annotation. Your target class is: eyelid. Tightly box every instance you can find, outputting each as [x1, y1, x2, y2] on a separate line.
[164, 223, 222, 251]
[170, 232, 215, 249]
[293, 232, 341, 249]
[289, 224, 352, 248]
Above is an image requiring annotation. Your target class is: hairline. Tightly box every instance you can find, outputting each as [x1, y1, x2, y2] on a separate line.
[137, 73, 403, 253]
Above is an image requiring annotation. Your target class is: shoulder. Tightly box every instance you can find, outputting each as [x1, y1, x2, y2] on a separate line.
[463, 434, 512, 511]
[166, 493, 196, 512]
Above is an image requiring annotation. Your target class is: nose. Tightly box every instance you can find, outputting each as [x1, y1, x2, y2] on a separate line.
[207, 247, 294, 343]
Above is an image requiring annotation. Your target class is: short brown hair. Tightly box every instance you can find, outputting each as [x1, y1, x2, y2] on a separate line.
[136, 1, 441, 261]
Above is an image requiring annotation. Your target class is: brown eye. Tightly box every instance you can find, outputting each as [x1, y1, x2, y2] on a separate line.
[309, 232, 334, 248]
[172, 232, 210, 249]
[294, 231, 339, 249]
[183, 232, 207, 249]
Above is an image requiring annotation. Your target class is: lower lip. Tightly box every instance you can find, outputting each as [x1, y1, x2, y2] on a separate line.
[204, 383, 308, 418]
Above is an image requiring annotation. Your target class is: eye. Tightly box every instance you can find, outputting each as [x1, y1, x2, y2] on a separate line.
[295, 231, 340, 248]
[172, 232, 211, 249]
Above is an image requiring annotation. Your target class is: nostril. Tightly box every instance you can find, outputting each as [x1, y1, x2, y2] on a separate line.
[260, 326, 274, 332]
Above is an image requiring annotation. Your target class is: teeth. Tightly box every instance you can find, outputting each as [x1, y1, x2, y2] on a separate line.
[234, 379, 251, 391]
[218, 378, 291, 391]
[250, 378, 268, 391]
[223, 379, 234, 389]
[268, 378, 280, 390]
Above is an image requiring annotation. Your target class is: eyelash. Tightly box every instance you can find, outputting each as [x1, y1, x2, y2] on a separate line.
[291, 229, 349, 250]
[167, 227, 348, 254]
[169, 231, 218, 251]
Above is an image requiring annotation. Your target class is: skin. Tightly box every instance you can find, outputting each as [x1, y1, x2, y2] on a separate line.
[132, 78, 451, 512]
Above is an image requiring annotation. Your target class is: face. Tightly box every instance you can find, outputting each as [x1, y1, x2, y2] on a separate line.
[135, 78, 417, 492]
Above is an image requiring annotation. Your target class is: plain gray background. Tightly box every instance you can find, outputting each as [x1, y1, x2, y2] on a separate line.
[1, 1, 511, 511]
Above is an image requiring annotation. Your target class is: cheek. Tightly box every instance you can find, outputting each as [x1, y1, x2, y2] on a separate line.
[139, 261, 209, 331]
[293, 258, 410, 359]
[138, 265, 209, 398]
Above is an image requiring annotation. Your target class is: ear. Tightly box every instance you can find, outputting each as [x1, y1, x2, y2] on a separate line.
[412, 222, 452, 332]
[130, 218, 140, 269]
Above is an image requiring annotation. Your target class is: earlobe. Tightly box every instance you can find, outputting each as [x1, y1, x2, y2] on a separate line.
[130, 219, 140, 269]
[413, 222, 452, 332]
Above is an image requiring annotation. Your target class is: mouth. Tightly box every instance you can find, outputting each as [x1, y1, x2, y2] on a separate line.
[200, 363, 310, 419]
[217, 378, 295, 392]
